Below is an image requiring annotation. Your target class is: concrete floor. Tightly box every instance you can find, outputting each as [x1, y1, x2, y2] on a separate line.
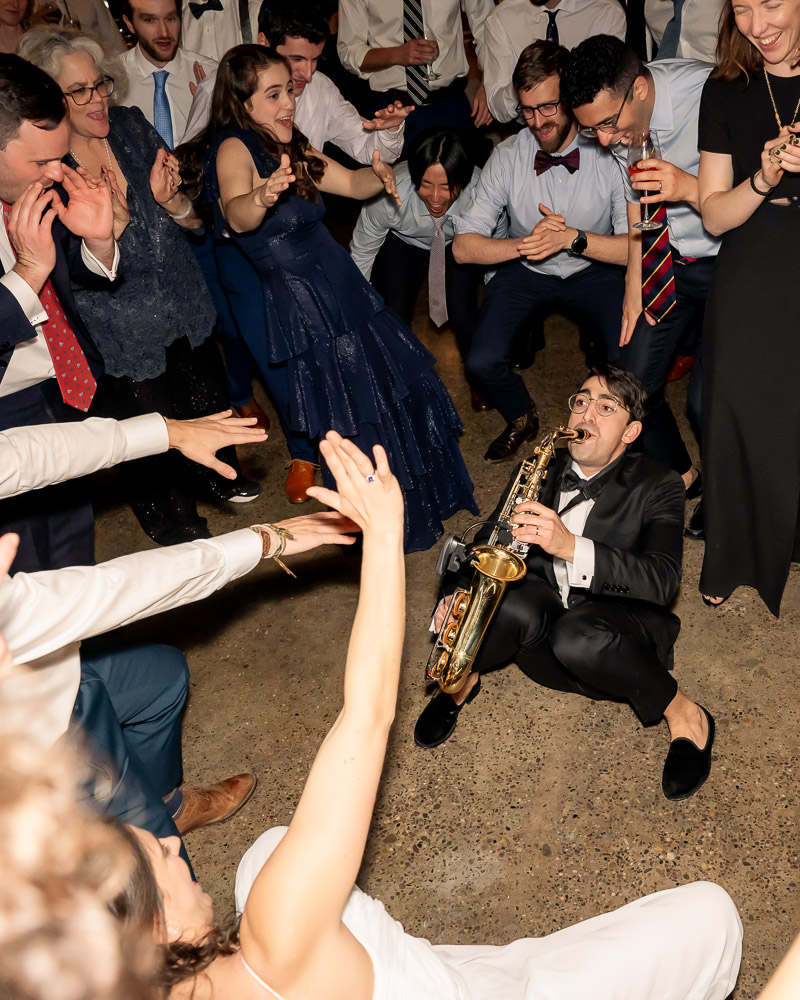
[95, 310, 800, 999]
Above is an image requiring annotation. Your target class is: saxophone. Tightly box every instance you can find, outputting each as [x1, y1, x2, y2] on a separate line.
[426, 425, 589, 695]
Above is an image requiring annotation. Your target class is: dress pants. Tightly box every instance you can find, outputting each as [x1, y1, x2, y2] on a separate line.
[473, 576, 679, 725]
[620, 253, 714, 475]
[237, 828, 742, 1000]
[370, 230, 482, 360]
[465, 261, 625, 423]
[72, 643, 187, 854]
[0, 377, 94, 574]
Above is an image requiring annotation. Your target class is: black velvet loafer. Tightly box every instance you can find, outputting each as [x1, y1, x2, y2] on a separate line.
[414, 678, 481, 749]
[684, 499, 704, 540]
[662, 706, 715, 801]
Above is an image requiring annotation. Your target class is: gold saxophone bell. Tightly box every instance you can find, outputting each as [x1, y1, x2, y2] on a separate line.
[426, 425, 589, 695]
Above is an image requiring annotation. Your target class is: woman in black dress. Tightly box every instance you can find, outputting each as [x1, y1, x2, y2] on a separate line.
[697, 0, 800, 614]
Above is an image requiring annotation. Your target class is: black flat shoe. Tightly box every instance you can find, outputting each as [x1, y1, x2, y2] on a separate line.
[662, 706, 715, 801]
[414, 678, 481, 749]
[684, 499, 704, 540]
[685, 471, 702, 501]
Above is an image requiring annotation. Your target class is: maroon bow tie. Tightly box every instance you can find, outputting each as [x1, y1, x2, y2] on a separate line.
[534, 148, 580, 176]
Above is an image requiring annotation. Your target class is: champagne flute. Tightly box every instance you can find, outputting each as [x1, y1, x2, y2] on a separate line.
[422, 34, 440, 82]
[627, 130, 662, 232]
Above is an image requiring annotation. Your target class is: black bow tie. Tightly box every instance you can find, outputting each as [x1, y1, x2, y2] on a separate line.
[558, 467, 606, 515]
[189, 0, 223, 18]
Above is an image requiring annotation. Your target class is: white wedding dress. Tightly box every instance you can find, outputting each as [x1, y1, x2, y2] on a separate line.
[234, 828, 742, 1000]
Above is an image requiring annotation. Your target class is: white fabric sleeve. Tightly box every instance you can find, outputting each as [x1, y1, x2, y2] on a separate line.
[481, 15, 519, 123]
[350, 200, 394, 279]
[0, 529, 264, 666]
[321, 76, 405, 164]
[0, 413, 169, 500]
[566, 536, 595, 590]
[610, 164, 630, 234]
[462, 0, 494, 65]
[451, 147, 509, 237]
[182, 72, 215, 143]
[0, 270, 48, 327]
[80, 239, 120, 280]
[337, 0, 372, 79]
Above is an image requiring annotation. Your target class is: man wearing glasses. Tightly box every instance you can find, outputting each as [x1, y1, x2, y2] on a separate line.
[561, 35, 719, 540]
[414, 364, 715, 802]
[452, 40, 628, 464]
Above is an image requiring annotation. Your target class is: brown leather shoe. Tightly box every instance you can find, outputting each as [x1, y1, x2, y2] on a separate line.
[235, 397, 270, 432]
[470, 387, 494, 413]
[483, 405, 540, 463]
[667, 355, 695, 383]
[174, 772, 256, 836]
[285, 459, 318, 503]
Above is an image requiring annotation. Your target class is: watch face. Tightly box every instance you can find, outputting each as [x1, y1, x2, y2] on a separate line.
[572, 231, 588, 254]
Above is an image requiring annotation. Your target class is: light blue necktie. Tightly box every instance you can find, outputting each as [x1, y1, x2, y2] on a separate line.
[656, 0, 686, 59]
[152, 69, 174, 148]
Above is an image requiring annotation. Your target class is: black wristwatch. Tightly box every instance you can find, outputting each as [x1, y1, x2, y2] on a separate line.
[569, 229, 588, 255]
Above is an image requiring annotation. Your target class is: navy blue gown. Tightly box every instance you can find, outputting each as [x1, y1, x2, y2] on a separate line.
[205, 129, 477, 552]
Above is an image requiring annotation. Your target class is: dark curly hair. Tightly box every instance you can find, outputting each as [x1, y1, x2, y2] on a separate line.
[561, 34, 645, 111]
[256, 2, 328, 47]
[577, 364, 648, 423]
[177, 44, 326, 207]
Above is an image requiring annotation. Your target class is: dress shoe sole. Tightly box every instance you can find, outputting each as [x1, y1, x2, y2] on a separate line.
[227, 492, 261, 503]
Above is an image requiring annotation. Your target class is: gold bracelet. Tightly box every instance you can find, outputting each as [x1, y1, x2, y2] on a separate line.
[249, 524, 297, 577]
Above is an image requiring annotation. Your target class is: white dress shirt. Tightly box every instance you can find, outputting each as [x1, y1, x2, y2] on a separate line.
[611, 59, 720, 260]
[181, 68, 405, 162]
[0, 409, 264, 745]
[120, 44, 218, 143]
[0, 218, 119, 398]
[480, 0, 628, 122]
[554, 461, 596, 607]
[350, 164, 486, 279]
[645, 0, 724, 62]
[180, 0, 261, 61]
[337, 0, 493, 93]
[453, 128, 628, 278]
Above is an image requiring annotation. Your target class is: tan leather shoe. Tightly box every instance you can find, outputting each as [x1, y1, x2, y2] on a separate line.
[285, 459, 318, 504]
[174, 772, 256, 836]
[235, 397, 270, 432]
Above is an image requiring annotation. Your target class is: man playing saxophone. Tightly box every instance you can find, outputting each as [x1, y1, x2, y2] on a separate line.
[415, 364, 714, 801]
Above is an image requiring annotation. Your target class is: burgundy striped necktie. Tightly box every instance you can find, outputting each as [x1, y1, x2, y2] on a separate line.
[640, 203, 676, 323]
[2, 200, 97, 411]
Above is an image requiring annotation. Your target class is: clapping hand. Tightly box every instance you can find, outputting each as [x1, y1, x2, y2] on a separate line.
[100, 165, 130, 239]
[516, 202, 569, 260]
[7, 182, 58, 294]
[761, 125, 800, 188]
[52, 164, 113, 244]
[150, 148, 184, 207]
[189, 59, 206, 98]
[371, 150, 402, 206]
[306, 430, 404, 540]
[363, 99, 414, 132]
[255, 153, 295, 209]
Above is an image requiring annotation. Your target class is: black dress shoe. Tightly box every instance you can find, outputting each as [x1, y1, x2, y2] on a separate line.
[414, 678, 481, 749]
[483, 406, 539, 463]
[684, 499, 704, 540]
[685, 471, 702, 501]
[470, 387, 494, 413]
[662, 706, 715, 801]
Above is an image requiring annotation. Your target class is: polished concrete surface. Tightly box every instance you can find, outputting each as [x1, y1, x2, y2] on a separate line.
[95, 312, 799, 998]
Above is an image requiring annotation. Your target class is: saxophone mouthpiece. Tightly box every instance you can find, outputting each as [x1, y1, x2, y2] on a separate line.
[572, 428, 591, 442]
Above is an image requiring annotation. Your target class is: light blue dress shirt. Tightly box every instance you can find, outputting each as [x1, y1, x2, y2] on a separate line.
[350, 164, 487, 280]
[612, 58, 721, 260]
[452, 128, 628, 279]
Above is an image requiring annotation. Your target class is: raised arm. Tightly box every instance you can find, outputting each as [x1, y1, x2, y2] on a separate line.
[316, 148, 402, 205]
[216, 138, 296, 233]
[238, 432, 405, 994]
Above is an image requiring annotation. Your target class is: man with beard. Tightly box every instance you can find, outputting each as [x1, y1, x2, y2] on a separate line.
[452, 40, 628, 463]
[120, 0, 217, 148]
[479, 0, 627, 123]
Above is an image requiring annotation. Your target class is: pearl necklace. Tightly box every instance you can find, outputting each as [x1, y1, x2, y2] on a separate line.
[70, 137, 114, 171]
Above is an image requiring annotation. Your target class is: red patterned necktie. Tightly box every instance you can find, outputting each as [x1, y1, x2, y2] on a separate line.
[2, 200, 96, 411]
[640, 203, 676, 324]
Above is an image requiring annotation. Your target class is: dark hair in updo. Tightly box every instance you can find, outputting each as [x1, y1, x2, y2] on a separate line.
[178, 44, 326, 205]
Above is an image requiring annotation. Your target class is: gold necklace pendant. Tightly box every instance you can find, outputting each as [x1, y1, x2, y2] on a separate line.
[764, 68, 800, 131]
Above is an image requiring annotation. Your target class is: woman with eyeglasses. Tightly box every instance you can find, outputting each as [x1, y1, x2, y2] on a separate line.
[18, 27, 261, 547]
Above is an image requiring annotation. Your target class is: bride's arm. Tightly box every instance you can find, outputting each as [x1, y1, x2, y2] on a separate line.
[216, 138, 296, 233]
[238, 432, 405, 978]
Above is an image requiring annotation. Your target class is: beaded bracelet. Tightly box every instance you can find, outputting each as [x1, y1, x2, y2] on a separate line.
[750, 170, 775, 197]
[249, 524, 297, 578]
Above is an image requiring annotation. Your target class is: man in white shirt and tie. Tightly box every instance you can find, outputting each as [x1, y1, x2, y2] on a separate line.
[645, 0, 724, 62]
[120, 0, 217, 148]
[480, 0, 628, 122]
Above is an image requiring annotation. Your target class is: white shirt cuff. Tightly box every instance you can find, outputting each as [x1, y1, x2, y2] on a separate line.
[567, 536, 595, 590]
[80, 240, 120, 280]
[0, 270, 48, 327]
[120, 413, 171, 461]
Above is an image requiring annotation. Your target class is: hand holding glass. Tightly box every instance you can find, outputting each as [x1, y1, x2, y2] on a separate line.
[423, 35, 440, 82]
[627, 131, 662, 232]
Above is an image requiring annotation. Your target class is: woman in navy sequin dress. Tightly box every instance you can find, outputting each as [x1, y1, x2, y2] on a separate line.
[184, 45, 476, 552]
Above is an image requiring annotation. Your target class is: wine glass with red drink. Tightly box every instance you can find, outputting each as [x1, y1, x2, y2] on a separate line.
[628, 130, 662, 232]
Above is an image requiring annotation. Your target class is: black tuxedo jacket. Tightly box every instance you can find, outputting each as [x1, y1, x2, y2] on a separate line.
[0, 213, 106, 405]
[448, 447, 685, 661]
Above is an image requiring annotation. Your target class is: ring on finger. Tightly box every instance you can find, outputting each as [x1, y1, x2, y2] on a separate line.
[365, 474, 376, 483]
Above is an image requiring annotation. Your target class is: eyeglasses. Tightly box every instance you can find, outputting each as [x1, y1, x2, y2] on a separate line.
[568, 393, 628, 418]
[577, 76, 636, 138]
[65, 77, 114, 106]
[516, 99, 560, 122]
